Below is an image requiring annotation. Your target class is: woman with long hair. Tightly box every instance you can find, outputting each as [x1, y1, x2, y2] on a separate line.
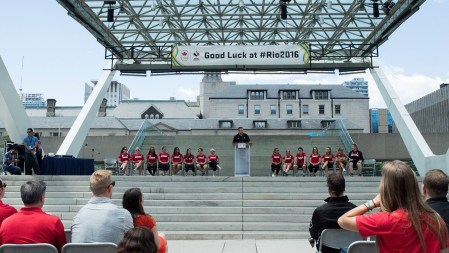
[146, 147, 158, 176]
[158, 146, 170, 176]
[308, 147, 321, 177]
[118, 146, 131, 175]
[271, 148, 282, 177]
[321, 147, 335, 177]
[117, 227, 157, 253]
[171, 147, 182, 176]
[335, 147, 346, 175]
[282, 149, 294, 176]
[122, 188, 167, 253]
[338, 160, 449, 253]
[184, 148, 196, 176]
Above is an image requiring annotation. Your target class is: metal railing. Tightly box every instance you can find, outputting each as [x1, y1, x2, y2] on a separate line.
[325, 119, 354, 152]
[128, 119, 166, 153]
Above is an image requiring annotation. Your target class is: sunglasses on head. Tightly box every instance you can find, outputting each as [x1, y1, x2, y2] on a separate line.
[0, 183, 6, 188]
[109, 181, 115, 187]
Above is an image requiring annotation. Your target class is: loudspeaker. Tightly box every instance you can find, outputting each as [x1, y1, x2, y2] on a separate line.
[280, 4, 287, 20]
[107, 8, 114, 22]
[373, 2, 379, 18]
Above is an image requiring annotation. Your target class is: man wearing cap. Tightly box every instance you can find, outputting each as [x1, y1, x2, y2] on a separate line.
[71, 170, 133, 244]
[2, 146, 22, 175]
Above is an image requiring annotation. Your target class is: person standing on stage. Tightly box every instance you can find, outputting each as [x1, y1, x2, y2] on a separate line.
[34, 132, 44, 171]
[23, 128, 40, 175]
[232, 127, 251, 146]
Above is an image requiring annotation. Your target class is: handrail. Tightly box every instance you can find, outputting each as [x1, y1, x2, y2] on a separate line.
[129, 119, 165, 153]
[325, 119, 354, 152]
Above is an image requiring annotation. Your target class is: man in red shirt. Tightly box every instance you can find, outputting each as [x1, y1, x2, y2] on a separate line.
[0, 180, 16, 226]
[0, 180, 66, 252]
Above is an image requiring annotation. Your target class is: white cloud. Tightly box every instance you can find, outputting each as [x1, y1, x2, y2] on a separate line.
[176, 87, 199, 101]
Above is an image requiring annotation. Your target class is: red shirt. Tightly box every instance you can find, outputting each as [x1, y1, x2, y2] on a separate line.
[356, 209, 447, 253]
[172, 154, 182, 164]
[134, 214, 167, 253]
[132, 153, 144, 162]
[196, 154, 206, 164]
[322, 154, 334, 162]
[295, 153, 306, 166]
[184, 154, 194, 164]
[158, 152, 169, 163]
[271, 154, 282, 164]
[147, 153, 157, 164]
[0, 200, 17, 226]
[118, 153, 130, 163]
[310, 153, 321, 164]
[336, 153, 346, 161]
[0, 207, 66, 252]
[208, 155, 219, 162]
[283, 154, 293, 164]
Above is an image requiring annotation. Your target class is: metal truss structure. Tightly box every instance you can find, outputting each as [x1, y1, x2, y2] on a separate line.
[58, 0, 425, 73]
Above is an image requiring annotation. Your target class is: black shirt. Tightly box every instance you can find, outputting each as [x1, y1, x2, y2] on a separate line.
[426, 197, 449, 230]
[233, 133, 251, 143]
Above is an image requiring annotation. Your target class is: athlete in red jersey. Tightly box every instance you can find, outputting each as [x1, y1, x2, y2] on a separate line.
[207, 149, 221, 177]
[132, 147, 145, 176]
[293, 147, 307, 177]
[171, 147, 183, 176]
[322, 147, 335, 176]
[183, 148, 196, 176]
[308, 146, 321, 177]
[271, 148, 282, 177]
[335, 147, 347, 175]
[282, 150, 294, 176]
[196, 148, 208, 176]
[158, 146, 170, 176]
[146, 146, 158, 176]
[118, 146, 131, 175]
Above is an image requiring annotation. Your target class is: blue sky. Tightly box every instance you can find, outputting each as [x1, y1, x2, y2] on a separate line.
[1, 0, 448, 108]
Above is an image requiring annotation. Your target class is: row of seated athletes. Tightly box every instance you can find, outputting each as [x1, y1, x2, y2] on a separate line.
[117, 146, 222, 176]
[270, 144, 364, 177]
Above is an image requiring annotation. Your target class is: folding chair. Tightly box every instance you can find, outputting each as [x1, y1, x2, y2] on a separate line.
[347, 241, 376, 253]
[62, 243, 117, 253]
[103, 158, 119, 175]
[0, 243, 58, 253]
[65, 229, 72, 243]
[319, 229, 365, 253]
[362, 159, 376, 176]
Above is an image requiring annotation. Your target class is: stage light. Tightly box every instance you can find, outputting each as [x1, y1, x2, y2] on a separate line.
[373, 0, 379, 18]
[280, 4, 287, 20]
[105, 1, 116, 22]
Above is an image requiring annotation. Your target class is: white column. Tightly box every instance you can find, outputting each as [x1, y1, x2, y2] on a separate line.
[370, 66, 448, 175]
[57, 60, 117, 156]
[0, 56, 32, 143]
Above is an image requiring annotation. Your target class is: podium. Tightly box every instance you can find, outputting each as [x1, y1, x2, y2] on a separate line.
[234, 143, 250, 176]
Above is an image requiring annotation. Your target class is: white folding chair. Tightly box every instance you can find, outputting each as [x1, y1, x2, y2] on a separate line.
[103, 158, 119, 175]
[319, 229, 365, 253]
[0, 243, 58, 253]
[347, 241, 376, 253]
[362, 159, 376, 176]
[62, 242, 117, 253]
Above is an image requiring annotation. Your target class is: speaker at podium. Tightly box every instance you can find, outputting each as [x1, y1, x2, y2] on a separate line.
[234, 143, 250, 176]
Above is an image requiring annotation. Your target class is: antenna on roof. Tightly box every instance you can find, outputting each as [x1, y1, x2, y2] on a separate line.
[19, 56, 24, 94]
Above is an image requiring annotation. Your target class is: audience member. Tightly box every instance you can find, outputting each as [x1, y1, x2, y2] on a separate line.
[423, 169, 449, 230]
[158, 146, 170, 176]
[271, 148, 282, 177]
[232, 126, 251, 146]
[117, 227, 158, 253]
[71, 170, 133, 244]
[308, 147, 321, 177]
[293, 147, 307, 177]
[132, 147, 145, 176]
[338, 160, 449, 253]
[184, 148, 196, 176]
[335, 147, 347, 175]
[171, 147, 183, 176]
[122, 188, 167, 253]
[23, 128, 40, 175]
[146, 147, 158, 176]
[2, 145, 22, 175]
[34, 132, 44, 170]
[196, 148, 208, 176]
[208, 149, 221, 177]
[282, 149, 294, 176]
[0, 180, 66, 251]
[348, 144, 363, 176]
[322, 147, 335, 176]
[0, 180, 17, 225]
[309, 174, 356, 253]
[118, 146, 131, 175]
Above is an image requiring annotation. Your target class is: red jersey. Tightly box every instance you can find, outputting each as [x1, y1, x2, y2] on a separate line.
[0, 200, 17, 226]
[283, 154, 293, 164]
[295, 153, 306, 166]
[196, 154, 206, 164]
[158, 152, 169, 163]
[322, 154, 334, 162]
[132, 153, 144, 162]
[208, 155, 219, 162]
[146, 153, 157, 164]
[118, 153, 130, 163]
[336, 153, 346, 161]
[172, 154, 182, 163]
[271, 154, 282, 164]
[184, 154, 194, 164]
[310, 153, 321, 164]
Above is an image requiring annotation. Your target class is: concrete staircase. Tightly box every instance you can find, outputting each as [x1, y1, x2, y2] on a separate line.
[2, 175, 380, 240]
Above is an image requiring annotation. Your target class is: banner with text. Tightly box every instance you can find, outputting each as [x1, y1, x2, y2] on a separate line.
[172, 43, 310, 67]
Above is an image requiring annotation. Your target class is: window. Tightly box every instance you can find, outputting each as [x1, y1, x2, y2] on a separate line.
[250, 91, 264, 100]
[150, 114, 154, 119]
[321, 120, 335, 128]
[286, 105, 293, 115]
[50, 132, 61, 137]
[253, 121, 267, 128]
[155, 114, 160, 119]
[282, 91, 296, 100]
[319, 105, 325, 115]
[287, 120, 301, 128]
[303, 104, 309, 115]
[254, 105, 261, 115]
[335, 105, 341, 114]
[270, 105, 277, 115]
[315, 91, 329, 100]
[219, 120, 233, 128]
[238, 105, 245, 115]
